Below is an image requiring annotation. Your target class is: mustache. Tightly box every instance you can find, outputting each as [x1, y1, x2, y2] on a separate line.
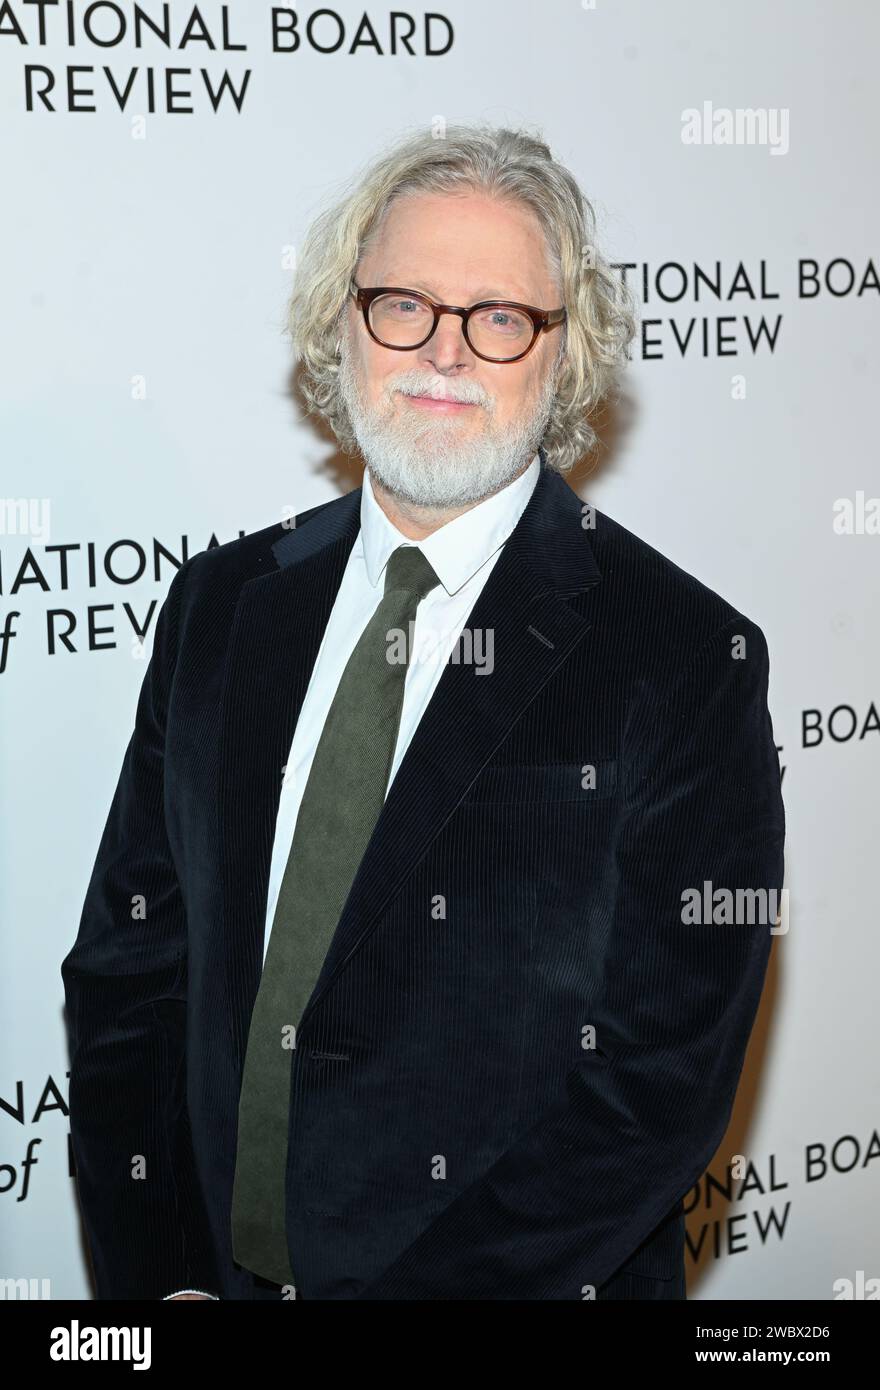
[389, 373, 489, 407]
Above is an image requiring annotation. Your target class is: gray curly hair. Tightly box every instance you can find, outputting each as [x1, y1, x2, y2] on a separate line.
[286, 122, 637, 474]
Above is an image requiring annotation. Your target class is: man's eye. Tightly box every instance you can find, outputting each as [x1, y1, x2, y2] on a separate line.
[389, 298, 426, 315]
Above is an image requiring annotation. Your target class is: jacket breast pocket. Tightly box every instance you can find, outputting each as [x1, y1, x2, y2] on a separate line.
[460, 758, 618, 806]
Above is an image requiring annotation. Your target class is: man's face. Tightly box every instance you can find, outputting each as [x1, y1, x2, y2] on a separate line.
[337, 190, 563, 509]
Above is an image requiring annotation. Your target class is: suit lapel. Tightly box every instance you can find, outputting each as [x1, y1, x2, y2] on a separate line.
[217, 454, 603, 1064]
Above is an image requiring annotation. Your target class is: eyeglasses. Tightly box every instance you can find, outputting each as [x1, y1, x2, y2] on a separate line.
[349, 279, 566, 364]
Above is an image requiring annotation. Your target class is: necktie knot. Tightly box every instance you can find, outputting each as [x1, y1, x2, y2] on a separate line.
[383, 544, 440, 604]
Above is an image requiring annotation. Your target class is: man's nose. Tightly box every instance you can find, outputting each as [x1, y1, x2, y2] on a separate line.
[420, 313, 474, 371]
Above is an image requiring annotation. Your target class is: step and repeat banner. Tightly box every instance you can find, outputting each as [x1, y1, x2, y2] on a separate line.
[1, 1, 877, 1300]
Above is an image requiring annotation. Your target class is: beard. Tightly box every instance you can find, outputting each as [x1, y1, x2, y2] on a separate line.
[336, 334, 560, 509]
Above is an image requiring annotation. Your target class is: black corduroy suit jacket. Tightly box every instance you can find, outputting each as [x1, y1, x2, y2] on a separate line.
[62, 448, 785, 1301]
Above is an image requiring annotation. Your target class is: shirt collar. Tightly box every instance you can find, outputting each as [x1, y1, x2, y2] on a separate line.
[360, 452, 541, 597]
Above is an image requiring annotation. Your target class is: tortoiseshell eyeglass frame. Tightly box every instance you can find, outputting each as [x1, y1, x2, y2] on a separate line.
[349, 279, 567, 364]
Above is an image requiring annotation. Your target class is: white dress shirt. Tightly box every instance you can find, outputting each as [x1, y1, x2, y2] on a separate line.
[261, 452, 541, 965]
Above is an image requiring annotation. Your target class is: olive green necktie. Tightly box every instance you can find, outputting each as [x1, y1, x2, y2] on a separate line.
[231, 543, 441, 1285]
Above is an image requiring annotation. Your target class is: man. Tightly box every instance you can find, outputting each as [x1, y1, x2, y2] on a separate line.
[62, 124, 785, 1301]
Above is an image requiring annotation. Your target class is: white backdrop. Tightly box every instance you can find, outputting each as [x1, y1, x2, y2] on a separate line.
[1, 0, 877, 1300]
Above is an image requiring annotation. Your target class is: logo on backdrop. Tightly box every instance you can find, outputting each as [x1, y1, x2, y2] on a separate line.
[612, 256, 879, 361]
[0, 532, 242, 673]
[4, 3, 455, 112]
[685, 1130, 880, 1271]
